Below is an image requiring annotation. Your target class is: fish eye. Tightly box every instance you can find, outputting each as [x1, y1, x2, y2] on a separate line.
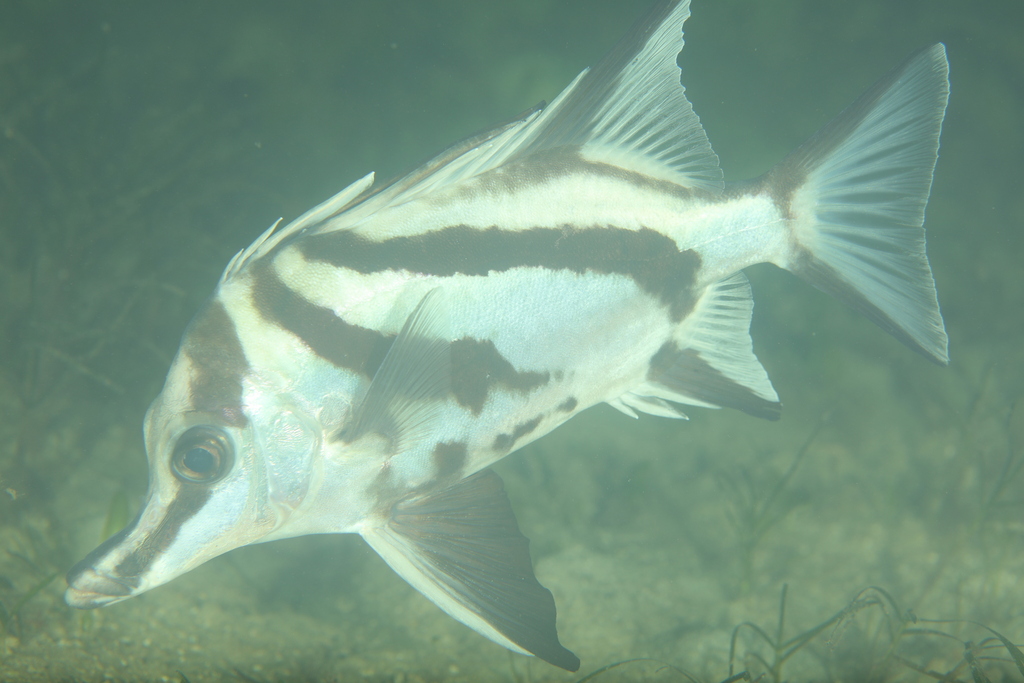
[171, 426, 233, 484]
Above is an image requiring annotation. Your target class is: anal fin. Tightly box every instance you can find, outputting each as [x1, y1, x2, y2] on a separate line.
[618, 273, 781, 420]
[361, 469, 580, 672]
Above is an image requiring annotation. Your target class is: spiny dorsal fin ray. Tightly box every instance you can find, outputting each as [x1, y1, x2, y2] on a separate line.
[311, 0, 718, 237]
[361, 469, 580, 671]
[518, 0, 722, 191]
[337, 287, 451, 453]
[335, 103, 549, 228]
[224, 104, 549, 264]
[621, 272, 781, 420]
[220, 172, 375, 283]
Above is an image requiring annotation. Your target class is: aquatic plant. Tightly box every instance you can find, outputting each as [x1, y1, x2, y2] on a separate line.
[0, 565, 57, 641]
[568, 584, 1022, 683]
[715, 418, 822, 594]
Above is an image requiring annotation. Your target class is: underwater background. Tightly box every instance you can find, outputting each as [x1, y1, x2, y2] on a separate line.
[1, 1, 1022, 681]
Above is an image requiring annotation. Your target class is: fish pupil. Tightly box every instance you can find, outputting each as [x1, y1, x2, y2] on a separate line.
[183, 447, 215, 474]
[170, 426, 232, 483]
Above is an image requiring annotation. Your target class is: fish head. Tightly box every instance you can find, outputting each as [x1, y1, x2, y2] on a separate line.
[66, 298, 324, 608]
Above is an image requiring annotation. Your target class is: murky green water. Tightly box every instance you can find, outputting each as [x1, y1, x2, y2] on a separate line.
[1, 1, 1022, 681]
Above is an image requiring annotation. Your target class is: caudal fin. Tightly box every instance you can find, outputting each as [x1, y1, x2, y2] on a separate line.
[767, 44, 950, 364]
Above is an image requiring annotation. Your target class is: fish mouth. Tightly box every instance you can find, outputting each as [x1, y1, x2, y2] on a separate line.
[64, 567, 138, 609]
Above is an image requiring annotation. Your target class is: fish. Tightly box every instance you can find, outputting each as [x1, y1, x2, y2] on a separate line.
[64, 0, 950, 672]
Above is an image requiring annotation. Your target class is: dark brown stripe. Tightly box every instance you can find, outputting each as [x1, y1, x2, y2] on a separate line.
[556, 397, 578, 413]
[65, 508, 144, 589]
[647, 342, 781, 421]
[113, 484, 212, 579]
[251, 260, 393, 377]
[452, 338, 548, 414]
[184, 300, 249, 427]
[493, 415, 542, 452]
[432, 441, 468, 482]
[252, 260, 547, 411]
[300, 223, 702, 322]
[467, 147, 698, 203]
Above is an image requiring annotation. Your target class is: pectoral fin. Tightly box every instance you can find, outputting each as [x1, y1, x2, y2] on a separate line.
[337, 287, 452, 453]
[361, 469, 580, 671]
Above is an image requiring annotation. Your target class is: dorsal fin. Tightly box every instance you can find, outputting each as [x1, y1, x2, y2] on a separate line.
[358, 102, 547, 208]
[309, 99, 557, 234]
[219, 171, 375, 283]
[308, 0, 719, 238]
[519, 0, 722, 191]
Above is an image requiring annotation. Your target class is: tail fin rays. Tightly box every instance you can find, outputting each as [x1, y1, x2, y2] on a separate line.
[770, 44, 950, 364]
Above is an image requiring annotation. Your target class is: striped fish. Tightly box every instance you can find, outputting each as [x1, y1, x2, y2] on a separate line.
[65, 0, 949, 671]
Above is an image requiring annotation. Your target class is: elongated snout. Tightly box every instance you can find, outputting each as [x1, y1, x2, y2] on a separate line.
[65, 566, 138, 608]
[64, 522, 143, 609]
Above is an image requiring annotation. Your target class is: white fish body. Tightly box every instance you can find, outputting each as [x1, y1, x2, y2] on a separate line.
[66, 0, 949, 671]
